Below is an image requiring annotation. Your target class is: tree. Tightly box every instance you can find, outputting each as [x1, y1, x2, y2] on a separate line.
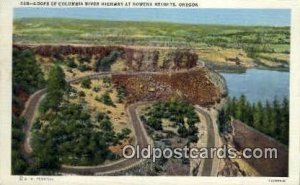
[78, 55, 91, 64]
[12, 116, 28, 174]
[245, 101, 253, 125]
[236, 95, 246, 122]
[33, 101, 130, 169]
[95, 111, 109, 122]
[218, 108, 227, 133]
[34, 140, 60, 174]
[66, 58, 77, 68]
[272, 98, 281, 137]
[145, 101, 199, 142]
[78, 64, 91, 72]
[178, 125, 188, 137]
[99, 91, 115, 107]
[12, 152, 27, 174]
[147, 117, 162, 130]
[40, 65, 66, 112]
[116, 86, 126, 103]
[95, 50, 120, 72]
[222, 95, 289, 145]
[117, 128, 132, 140]
[228, 97, 237, 118]
[81, 78, 91, 89]
[99, 118, 113, 132]
[279, 97, 289, 144]
[263, 100, 273, 135]
[253, 101, 263, 131]
[188, 124, 198, 136]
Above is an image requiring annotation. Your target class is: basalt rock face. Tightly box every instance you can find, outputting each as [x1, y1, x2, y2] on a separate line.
[13, 44, 124, 60]
[13, 44, 225, 106]
[112, 67, 226, 106]
[13, 44, 198, 72]
[203, 68, 227, 97]
[218, 159, 247, 177]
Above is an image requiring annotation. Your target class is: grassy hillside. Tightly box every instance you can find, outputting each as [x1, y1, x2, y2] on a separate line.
[13, 18, 290, 69]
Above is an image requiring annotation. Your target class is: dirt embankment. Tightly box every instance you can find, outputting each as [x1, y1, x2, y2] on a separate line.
[232, 120, 288, 177]
[112, 68, 226, 106]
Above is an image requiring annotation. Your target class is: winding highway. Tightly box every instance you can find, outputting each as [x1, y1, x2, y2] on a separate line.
[60, 102, 151, 175]
[194, 106, 218, 176]
[20, 71, 218, 175]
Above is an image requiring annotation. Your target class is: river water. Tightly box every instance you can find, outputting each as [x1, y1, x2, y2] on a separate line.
[221, 69, 289, 103]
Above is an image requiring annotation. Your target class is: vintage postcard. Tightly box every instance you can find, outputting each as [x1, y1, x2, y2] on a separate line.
[0, 0, 300, 185]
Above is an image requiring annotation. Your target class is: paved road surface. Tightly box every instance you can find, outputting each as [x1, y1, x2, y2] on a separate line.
[20, 71, 216, 175]
[21, 89, 46, 163]
[60, 102, 150, 175]
[20, 73, 151, 175]
[194, 106, 216, 176]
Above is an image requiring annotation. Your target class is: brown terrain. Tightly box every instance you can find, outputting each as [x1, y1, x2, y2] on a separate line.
[13, 89, 30, 116]
[218, 120, 288, 177]
[232, 120, 288, 177]
[13, 44, 124, 60]
[112, 67, 226, 106]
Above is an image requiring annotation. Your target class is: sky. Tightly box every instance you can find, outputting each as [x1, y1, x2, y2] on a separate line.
[14, 8, 290, 26]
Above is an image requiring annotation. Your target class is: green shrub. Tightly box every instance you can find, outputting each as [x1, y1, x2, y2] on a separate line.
[81, 78, 91, 89]
[95, 50, 121, 72]
[78, 64, 91, 72]
[66, 58, 77, 68]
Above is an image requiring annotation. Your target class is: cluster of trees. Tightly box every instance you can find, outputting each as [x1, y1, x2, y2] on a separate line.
[30, 66, 131, 173]
[143, 101, 199, 143]
[218, 95, 289, 145]
[13, 48, 45, 115]
[11, 49, 131, 175]
[12, 116, 28, 174]
[95, 111, 131, 142]
[32, 103, 131, 169]
[66, 56, 92, 72]
[95, 50, 120, 71]
[78, 55, 92, 64]
[13, 48, 45, 94]
[39, 65, 67, 113]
